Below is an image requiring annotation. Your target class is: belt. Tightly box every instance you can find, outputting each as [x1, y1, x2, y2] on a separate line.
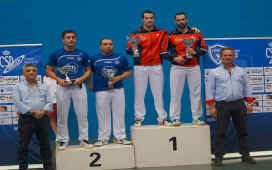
[216, 98, 244, 104]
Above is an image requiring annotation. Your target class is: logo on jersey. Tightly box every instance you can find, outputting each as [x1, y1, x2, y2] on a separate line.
[266, 41, 272, 64]
[114, 59, 120, 65]
[77, 56, 82, 62]
[139, 35, 146, 41]
[102, 66, 117, 79]
[0, 50, 25, 74]
[208, 44, 239, 65]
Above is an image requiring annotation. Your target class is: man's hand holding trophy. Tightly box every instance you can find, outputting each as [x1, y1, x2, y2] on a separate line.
[57, 65, 74, 87]
[184, 38, 196, 60]
[126, 36, 140, 58]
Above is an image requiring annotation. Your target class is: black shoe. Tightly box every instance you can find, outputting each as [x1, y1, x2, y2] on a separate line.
[19, 164, 28, 170]
[242, 156, 256, 164]
[213, 157, 223, 166]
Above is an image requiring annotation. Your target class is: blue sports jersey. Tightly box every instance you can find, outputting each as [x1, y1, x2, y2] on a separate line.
[91, 53, 132, 91]
[47, 49, 91, 79]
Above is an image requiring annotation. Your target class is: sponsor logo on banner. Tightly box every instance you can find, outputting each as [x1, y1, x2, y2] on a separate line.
[0, 50, 25, 74]
[264, 67, 272, 75]
[208, 44, 239, 65]
[266, 41, 272, 64]
[265, 84, 272, 92]
[263, 107, 272, 112]
[246, 67, 264, 75]
[248, 76, 264, 84]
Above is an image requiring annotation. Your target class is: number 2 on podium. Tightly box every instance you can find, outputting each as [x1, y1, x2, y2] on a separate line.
[169, 136, 178, 151]
[89, 152, 102, 167]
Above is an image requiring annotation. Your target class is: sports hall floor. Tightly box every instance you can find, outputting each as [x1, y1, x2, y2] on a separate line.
[24, 156, 272, 170]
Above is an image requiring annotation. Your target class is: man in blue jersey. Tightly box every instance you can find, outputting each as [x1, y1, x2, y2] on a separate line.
[46, 30, 92, 150]
[87, 38, 132, 146]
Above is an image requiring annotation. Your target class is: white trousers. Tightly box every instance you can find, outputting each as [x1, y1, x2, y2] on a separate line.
[56, 85, 88, 142]
[134, 65, 167, 122]
[95, 88, 126, 141]
[170, 65, 202, 121]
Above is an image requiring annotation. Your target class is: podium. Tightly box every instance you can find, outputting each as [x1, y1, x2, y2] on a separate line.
[56, 124, 211, 169]
[56, 144, 135, 170]
[131, 124, 211, 168]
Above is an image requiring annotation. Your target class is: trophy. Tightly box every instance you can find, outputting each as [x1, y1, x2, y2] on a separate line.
[184, 38, 194, 59]
[104, 69, 117, 89]
[126, 36, 140, 58]
[58, 65, 73, 86]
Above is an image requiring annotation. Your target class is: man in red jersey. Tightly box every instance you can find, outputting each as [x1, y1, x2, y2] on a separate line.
[168, 12, 207, 126]
[126, 10, 169, 127]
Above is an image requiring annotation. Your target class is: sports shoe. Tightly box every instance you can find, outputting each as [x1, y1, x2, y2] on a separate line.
[56, 142, 68, 150]
[192, 118, 206, 125]
[158, 120, 169, 126]
[114, 138, 132, 145]
[171, 120, 181, 126]
[134, 119, 143, 127]
[242, 156, 256, 164]
[213, 156, 223, 166]
[80, 140, 94, 149]
[94, 140, 109, 147]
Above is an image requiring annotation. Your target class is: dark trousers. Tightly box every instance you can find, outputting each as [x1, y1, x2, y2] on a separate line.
[18, 114, 52, 170]
[214, 99, 249, 158]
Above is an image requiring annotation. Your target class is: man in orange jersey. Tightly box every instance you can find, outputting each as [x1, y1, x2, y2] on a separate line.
[126, 10, 168, 127]
[168, 12, 207, 126]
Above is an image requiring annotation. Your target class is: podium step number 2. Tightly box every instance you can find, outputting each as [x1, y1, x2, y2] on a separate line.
[56, 144, 135, 170]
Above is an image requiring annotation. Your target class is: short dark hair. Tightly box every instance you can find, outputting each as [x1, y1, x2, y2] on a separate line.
[175, 12, 187, 19]
[62, 30, 76, 38]
[99, 38, 113, 45]
[142, 10, 154, 18]
[23, 64, 37, 73]
[220, 47, 234, 56]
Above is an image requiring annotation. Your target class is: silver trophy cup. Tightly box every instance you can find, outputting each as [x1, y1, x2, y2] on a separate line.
[126, 36, 140, 58]
[104, 69, 116, 89]
[184, 38, 194, 59]
[58, 66, 73, 86]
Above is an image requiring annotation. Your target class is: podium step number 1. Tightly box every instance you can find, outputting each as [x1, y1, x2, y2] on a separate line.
[131, 125, 211, 168]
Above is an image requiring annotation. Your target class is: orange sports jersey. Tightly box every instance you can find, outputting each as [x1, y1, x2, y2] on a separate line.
[126, 26, 169, 66]
[168, 27, 207, 67]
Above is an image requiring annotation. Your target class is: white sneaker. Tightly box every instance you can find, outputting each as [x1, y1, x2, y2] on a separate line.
[57, 142, 68, 150]
[114, 138, 132, 145]
[158, 120, 170, 126]
[94, 140, 103, 147]
[121, 139, 132, 145]
[80, 140, 94, 149]
[94, 140, 109, 147]
[134, 119, 143, 127]
[171, 120, 181, 126]
[192, 119, 206, 125]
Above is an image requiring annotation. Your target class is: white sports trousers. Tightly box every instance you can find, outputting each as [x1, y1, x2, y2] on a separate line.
[95, 88, 127, 141]
[169, 65, 202, 121]
[133, 65, 167, 122]
[56, 84, 89, 142]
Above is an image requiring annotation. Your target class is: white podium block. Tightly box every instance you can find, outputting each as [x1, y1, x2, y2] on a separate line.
[131, 124, 211, 168]
[56, 144, 135, 170]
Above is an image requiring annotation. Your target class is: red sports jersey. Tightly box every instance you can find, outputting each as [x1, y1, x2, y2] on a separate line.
[168, 28, 207, 67]
[126, 26, 168, 66]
